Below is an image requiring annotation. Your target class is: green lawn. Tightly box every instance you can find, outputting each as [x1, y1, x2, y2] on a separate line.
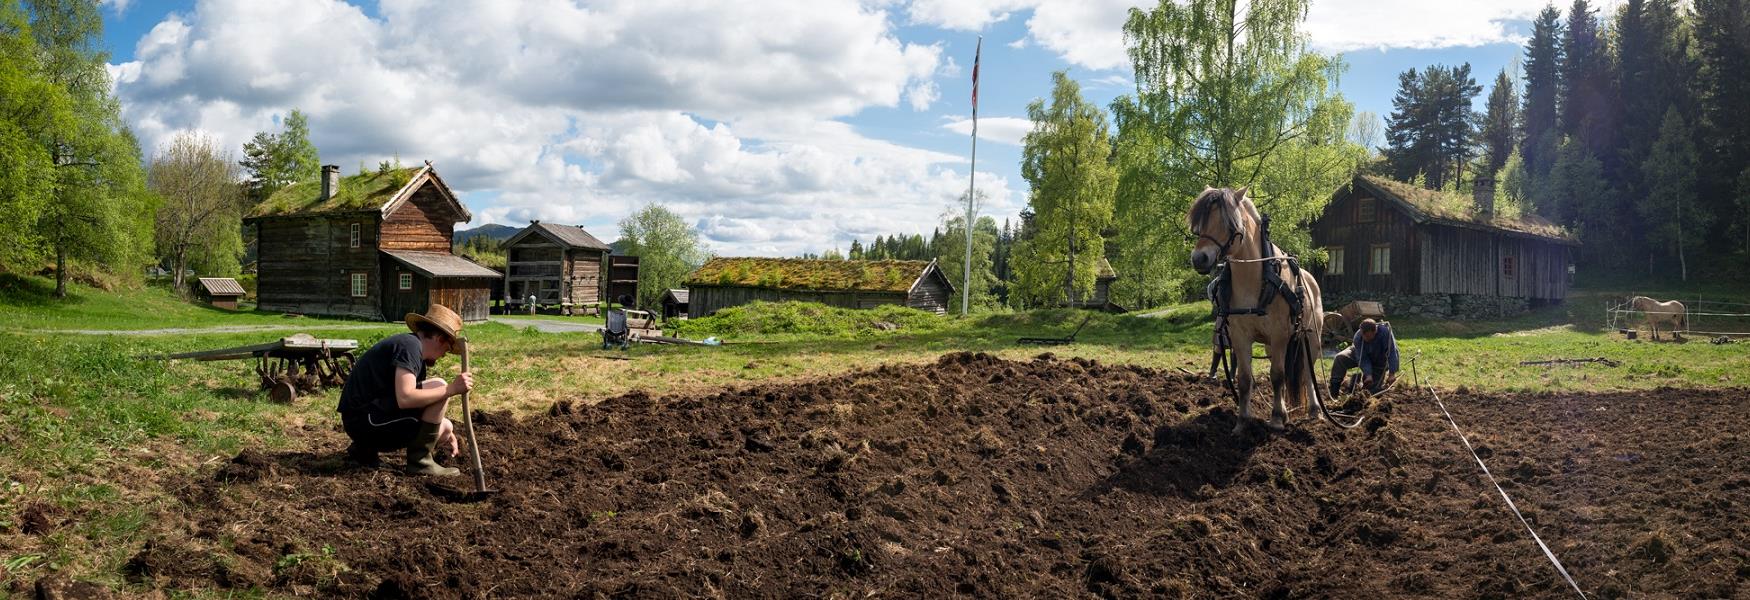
[0, 274, 384, 332]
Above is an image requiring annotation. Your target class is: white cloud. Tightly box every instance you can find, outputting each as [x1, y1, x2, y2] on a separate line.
[905, 0, 1034, 30]
[98, 0, 131, 15]
[941, 116, 1034, 147]
[109, 0, 1014, 256]
[904, 0, 1568, 72]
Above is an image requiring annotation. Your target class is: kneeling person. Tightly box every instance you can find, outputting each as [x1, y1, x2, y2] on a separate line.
[1329, 318, 1398, 397]
[338, 304, 474, 476]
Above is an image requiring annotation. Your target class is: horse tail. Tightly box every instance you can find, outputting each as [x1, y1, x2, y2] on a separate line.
[1284, 332, 1308, 410]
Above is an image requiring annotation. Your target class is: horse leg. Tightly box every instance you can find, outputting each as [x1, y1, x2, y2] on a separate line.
[1234, 345, 1255, 434]
[1267, 348, 1289, 432]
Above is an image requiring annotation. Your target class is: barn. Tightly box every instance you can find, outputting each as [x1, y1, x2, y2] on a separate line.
[245, 163, 500, 322]
[684, 258, 954, 318]
[1310, 174, 1578, 316]
[501, 221, 613, 311]
[660, 288, 689, 320]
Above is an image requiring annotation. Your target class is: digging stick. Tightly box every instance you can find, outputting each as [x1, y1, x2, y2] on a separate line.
[458, 337, 488, 494]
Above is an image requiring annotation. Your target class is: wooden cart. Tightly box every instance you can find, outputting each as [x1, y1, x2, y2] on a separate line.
[163, 333, 359, 403]
[1323, 300, 1386, 345]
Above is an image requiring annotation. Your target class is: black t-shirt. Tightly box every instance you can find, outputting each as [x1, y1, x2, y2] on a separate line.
[338, 333, 428, 414]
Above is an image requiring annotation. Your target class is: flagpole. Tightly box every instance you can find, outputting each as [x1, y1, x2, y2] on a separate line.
[963, 36, 980, 317]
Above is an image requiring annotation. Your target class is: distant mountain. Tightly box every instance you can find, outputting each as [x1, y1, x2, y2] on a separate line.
[453, 223, 520, 245]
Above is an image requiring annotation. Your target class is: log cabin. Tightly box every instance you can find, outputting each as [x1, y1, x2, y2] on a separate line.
[500, 221, 612, 310]
[683, 258, 954, 318]
[245, 163, 500, 322]
[1310, 174, 1578, 306]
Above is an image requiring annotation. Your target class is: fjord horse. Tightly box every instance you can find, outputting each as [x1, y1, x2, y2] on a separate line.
[1189, 187, 1327, 433]
[1630, 296, 1687, 341]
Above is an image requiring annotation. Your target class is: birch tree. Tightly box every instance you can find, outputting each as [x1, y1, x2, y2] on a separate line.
[150, 132, 243, 292]
[1012, 72, 1116, 307]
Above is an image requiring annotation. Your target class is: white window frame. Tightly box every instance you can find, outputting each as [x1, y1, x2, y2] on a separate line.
[398, 272, 413, 290]
[350, 223, 361, 248]
[1369, 244, 1391, 275]
[350, 272, 367, 297]
[1327, 246, 1345, 275]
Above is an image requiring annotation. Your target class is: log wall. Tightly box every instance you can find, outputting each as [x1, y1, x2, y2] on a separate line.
[255, 216, 383, 319]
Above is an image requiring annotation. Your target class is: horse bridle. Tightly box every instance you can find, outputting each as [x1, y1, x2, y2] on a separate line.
[1198, 228, 1244, 262]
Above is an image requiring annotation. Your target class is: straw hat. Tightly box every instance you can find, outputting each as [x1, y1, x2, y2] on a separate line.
[406, 303, 464, 344]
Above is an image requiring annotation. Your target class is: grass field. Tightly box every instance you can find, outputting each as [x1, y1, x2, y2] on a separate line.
[0, 272, 1745, 593]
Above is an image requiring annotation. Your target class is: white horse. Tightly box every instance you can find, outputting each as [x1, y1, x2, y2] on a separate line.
[1188, 187, 1326, 433]
[1630, 296, 1687, 341]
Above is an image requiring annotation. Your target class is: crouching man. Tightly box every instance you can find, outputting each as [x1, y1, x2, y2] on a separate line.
[337, 304, 474, 476]
[1329, 318, 1399, 397]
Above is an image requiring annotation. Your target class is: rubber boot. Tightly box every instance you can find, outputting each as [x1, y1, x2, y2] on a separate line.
[406, 422, 460, 477]
[346, 442, 381, 467]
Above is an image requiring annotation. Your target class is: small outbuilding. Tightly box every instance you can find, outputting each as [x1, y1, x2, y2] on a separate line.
[1068, 258, 1125, 312]
[195, 277, 246, 310]
[684, 258, 954, 318]
[501, 221, 613, 310]
[659, 288, 690, 320]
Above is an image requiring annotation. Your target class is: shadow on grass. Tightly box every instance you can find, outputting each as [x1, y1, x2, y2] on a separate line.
[0, 273, 87, 308]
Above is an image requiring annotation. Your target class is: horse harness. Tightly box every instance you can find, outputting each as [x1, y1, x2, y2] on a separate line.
[1205, 214, 1312, 395]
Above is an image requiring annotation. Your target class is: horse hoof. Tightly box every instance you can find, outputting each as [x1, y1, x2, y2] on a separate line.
[1264, 420, 1287, 433]
[1232, 422, 1247, 435]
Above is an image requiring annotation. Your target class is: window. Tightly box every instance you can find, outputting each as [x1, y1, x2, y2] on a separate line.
[398, 272, 413, 290]
[350, 223, 361, 248]
[1369, 244, 1391, 275]
[350, 273, 367, 297]
[1327, 246, 1345, 275]
[1357, 197, 1376, 222]
[1502, 256, 1516, 279]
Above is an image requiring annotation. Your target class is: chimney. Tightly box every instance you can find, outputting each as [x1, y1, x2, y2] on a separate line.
[320, 165, 340, 201]
[1473, 175, 1496, 217]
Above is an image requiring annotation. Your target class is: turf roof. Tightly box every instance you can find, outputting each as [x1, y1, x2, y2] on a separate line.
[1357, 175, 1576, 243]
[685, 258, 938, 293]
[247, 166, 422, 218]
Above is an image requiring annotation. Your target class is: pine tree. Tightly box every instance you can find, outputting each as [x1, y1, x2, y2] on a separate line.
[1479, 69, 1519, 178]
[1384, 64, 1481, 190]
[1521, 5, 1564, 190]
[1695, 0, 1750, 250]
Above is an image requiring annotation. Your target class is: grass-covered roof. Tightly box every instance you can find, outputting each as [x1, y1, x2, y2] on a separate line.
[685, 258, 937, 293]
[1358, 175, 1576, 243]
[247, 167, 422, 219]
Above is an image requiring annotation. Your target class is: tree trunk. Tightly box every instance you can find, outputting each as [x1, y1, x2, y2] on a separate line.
[54, 245, 67, 298]
[172, 247, 187, 295]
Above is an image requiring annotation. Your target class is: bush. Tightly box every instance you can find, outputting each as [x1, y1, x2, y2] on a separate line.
[671, 301, 949, 338]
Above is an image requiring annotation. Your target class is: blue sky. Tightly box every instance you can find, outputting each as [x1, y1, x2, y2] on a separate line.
[96, 0, 1568, 256]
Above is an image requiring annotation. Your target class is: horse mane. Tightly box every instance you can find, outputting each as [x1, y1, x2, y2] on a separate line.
[1190, 188, 1246, 236]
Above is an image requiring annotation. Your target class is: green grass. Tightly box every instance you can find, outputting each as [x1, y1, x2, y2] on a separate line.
[0, 273, 387, 332]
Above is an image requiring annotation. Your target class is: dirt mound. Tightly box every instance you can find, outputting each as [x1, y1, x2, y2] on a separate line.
[141, 353, 1747, 598]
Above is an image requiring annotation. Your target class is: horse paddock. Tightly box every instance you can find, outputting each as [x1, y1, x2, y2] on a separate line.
[90, 353, 1747, 598]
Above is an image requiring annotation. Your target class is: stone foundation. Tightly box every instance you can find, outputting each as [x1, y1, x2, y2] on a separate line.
[1323, 291, 1530, 320]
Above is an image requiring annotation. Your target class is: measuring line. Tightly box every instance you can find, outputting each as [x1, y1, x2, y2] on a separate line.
[1411, 354, 1587, 599]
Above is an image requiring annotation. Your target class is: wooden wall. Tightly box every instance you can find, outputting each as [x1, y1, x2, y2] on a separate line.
[505, 240, 563, 304]
[381, 186, 456, 253]
[566, 248, 605, 305]
[1309, 190, 1419, 296]
[255, 216, 382, 319]
[380, 260, 427, 322]
[906, 272, 951, 315]
[687, 286, 910, 318]
[429, 278, 491, 322]
[1419, 228, 1570, 300]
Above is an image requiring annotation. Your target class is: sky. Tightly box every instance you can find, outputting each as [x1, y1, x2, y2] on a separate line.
[94, 0, 1593, 257]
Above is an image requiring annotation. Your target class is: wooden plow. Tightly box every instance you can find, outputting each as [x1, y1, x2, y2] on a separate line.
[162, 333, 359, 403]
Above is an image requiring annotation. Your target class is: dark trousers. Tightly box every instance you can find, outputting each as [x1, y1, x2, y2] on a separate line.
[1328, 346, 1384, 397]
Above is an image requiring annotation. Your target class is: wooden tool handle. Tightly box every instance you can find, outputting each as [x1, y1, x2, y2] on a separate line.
[459, 337, 487, 492]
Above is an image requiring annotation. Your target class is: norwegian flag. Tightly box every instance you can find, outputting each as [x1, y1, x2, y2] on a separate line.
[971, 38, 982, 112]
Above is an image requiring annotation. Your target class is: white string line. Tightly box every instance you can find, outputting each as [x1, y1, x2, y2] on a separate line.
[1412, 354, 1588, 599]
